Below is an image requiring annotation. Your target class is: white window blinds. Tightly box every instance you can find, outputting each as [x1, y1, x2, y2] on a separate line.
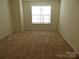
[32, 6, 51, 24]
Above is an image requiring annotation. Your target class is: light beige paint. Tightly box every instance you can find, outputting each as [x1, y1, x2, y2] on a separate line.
[0, 0, 13, 39]
[19, 0, 24, 31]
[22, 0, 59, 2]
[59, 0, 79, 52]
[22, 0, 60, 30]
[10, 0, 24, 32]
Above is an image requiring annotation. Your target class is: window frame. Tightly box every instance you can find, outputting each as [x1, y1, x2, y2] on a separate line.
[31, 5, 52, 24]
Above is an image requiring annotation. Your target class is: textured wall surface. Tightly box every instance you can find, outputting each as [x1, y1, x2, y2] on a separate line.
[0, 0, 13, 39]
[59, 0, 79, 52]
[22, 0, 60, 30]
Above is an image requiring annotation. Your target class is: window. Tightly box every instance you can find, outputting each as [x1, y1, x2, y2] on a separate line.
[32, 6, 51, 24]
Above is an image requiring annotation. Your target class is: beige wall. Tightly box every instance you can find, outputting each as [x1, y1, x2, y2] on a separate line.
[22, 0, 60, 30]
[10, 0, 24, 32]
[19, 0, 24, 31]
[59, 0, 79, 52]
[22, 0, 59, 2]
[0, 0, 13, 39]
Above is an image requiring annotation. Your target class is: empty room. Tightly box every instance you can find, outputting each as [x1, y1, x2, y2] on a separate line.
[0, 0, 79, 59]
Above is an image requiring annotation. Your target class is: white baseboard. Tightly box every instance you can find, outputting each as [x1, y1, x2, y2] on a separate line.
[0, 32, 12, 39]
[59, 31, 79, 55]
[24, 28, 56, 31]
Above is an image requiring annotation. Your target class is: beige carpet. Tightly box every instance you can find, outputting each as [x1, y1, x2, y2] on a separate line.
[0, 31, 77, 59]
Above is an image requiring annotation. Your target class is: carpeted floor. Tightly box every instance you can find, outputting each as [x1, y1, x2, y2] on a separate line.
[0, 31, 77, 59]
